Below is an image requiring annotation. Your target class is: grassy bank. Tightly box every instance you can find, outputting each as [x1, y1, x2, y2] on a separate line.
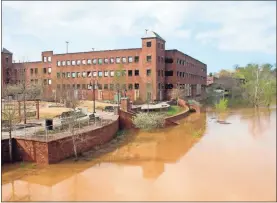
[167, 105, 184, 116]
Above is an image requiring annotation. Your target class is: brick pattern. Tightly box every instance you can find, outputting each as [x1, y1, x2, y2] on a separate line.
[119, 110, 136, 129]
[13, 119, 119, 165]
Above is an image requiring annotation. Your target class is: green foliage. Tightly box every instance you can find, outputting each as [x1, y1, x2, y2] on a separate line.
[167, 105, 183, 116]
[215, 98, 228, 112]
[132, 112, 166, 131]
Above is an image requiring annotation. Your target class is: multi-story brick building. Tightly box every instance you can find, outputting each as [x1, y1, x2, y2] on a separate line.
[1, 31, 207, 102]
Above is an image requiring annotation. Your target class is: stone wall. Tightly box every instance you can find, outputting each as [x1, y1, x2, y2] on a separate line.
[13, 118, 119, 165]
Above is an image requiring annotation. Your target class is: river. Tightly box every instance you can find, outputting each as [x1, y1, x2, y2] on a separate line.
[1, 107, 276, 201]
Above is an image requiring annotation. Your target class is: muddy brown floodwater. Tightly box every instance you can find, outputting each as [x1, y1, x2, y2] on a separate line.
[2, 108, 276, 201]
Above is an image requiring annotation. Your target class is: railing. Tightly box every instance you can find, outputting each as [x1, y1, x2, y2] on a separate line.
[10, 117, 114, 142]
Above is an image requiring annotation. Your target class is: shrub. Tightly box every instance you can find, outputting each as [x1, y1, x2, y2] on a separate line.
[132, 112, 166, 131]
[215, 98, 228, 113]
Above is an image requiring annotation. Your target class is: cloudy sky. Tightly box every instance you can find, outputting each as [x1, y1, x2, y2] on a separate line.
[2, 1, 276, 73]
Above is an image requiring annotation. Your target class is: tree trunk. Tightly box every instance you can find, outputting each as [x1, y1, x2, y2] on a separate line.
[8, 129, 13, 163]
[23, 94, 27, 124]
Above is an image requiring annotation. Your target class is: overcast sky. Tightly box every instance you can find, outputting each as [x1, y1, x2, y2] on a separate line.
[2, 1, 276, 73]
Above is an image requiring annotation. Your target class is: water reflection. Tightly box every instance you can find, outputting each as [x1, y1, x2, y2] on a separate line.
[2, 109, 276, 201]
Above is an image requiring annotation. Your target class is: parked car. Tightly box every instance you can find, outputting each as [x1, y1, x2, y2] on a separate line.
[103, 106, 114, 112]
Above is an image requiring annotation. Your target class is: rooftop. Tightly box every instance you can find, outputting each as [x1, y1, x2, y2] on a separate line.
[141, 30, 165, 41]
[2, 48, 13, 55]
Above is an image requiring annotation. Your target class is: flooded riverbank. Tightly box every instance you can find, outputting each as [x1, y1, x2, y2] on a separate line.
[2, 108, 276, 201]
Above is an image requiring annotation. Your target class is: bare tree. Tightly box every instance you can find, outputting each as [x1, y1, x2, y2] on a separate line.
[1, 99, 20, 163]
[111, 64, 127, 108]
[63, 88, 83, 160]
[170, 85, 186, 106]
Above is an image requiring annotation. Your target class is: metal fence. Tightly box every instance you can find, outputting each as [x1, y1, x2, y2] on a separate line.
[9, 117, 114, 142]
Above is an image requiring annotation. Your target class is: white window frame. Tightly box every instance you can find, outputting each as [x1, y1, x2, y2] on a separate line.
[48, 67, 52, 73]
[62, 61, 66, 66]
[93, 59, 97, 65]
[82, 59, 86, 65]
[128, 56, 133, 63]
[48, 79, 52, 85]
[48, 56, 51, 62]
[110, 71, 114, 77]
[87, 59, 92, 64]
[43, 56, 47, 62]
[77, 60, 81, 65]
[72, 60, 76, 66]
[57, 61, 61, 66]
[67, 60, 71, 66]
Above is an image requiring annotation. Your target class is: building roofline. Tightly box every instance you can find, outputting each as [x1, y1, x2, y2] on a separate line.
[166, 49, 206, 66]
[54, 48, 142, 56]
[2, 48, 13, 55]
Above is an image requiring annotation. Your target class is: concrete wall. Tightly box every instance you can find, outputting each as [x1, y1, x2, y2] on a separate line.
[14, 118, 119, 165]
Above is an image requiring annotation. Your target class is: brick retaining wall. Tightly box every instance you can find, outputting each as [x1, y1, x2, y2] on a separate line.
[14, 118, 119, 165]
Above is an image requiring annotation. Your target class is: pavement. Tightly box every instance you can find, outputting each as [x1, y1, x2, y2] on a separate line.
[1, 110, 117, 140]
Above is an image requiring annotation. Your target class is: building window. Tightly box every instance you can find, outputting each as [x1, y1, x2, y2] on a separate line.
[104, 71, 109, 77]
[82, 59, 86, 65]
[48, 79, 52, 85]
[67, 72, 71, 78]
[48, 67, 52, 73]
[87, 84, 92, 90]
[76, 84, 80, 89]
[57, 61, 61, 66]
[87, 71, 92, 77]
[146, 55, 152, 62]
[116, 57, 121, 64]
[158, 70, 160, 76]
[122, 57, 127, 63]
[110, 84, 114, 90]
[77, 60, 81, 65]
[115, 70, 121, 77]
[72, 72, 76, 78]
[97, 84, 102, 90]
[87, 59, 92, 64]
[128, 84, 133, 90]
[165, 71, 173, 76]
[48, 56, 51, 62]
[30, 69, 33, 75]
[135, 83, 139, 89]
[110, 71, 114, 77]
[161, 43, 164, 49]
[128, 70, 132, 76]
[135, 70, 139, 76]
[93, 71, 97, 77]
[128, 56, 133, 63]
[104, 58, 109, 64]
[104, 84, 108, 89]
[43, 79, 47, 85]
[76, 72, 81, 78]
[98, 71, 103, 77]
[177, 71, 179, 76]
[43, 56, 47, 62]
[161, 57, 164, 63]
[147, 69, 151, 76]
[146, 41, 152, 47]
[35, 68, 38, 74]
[57, 84, 60, 89]
[158, 56, 160, 63]
[82, 84, 86, 89]
[43, 68, 47, 74]
[134, 56, 139, 63]
[98, 58, 103, 65]
[93, 59, 97, 65]
[165, 58, 173, 64]
[71, 60, 75, 66]
[110, 58, 114, 64]
[82, 72, 87, 77]
[62, 61, 66, 66]
[62, 73, 65, 78]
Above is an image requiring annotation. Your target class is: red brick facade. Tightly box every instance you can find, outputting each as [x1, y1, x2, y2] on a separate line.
[2, 31, 207, 102]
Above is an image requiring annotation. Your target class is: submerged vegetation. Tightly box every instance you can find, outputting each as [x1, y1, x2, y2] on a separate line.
[132, 112, 166, 131]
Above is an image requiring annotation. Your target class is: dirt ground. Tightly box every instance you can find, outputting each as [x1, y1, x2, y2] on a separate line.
[39, 100, 117, 119]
